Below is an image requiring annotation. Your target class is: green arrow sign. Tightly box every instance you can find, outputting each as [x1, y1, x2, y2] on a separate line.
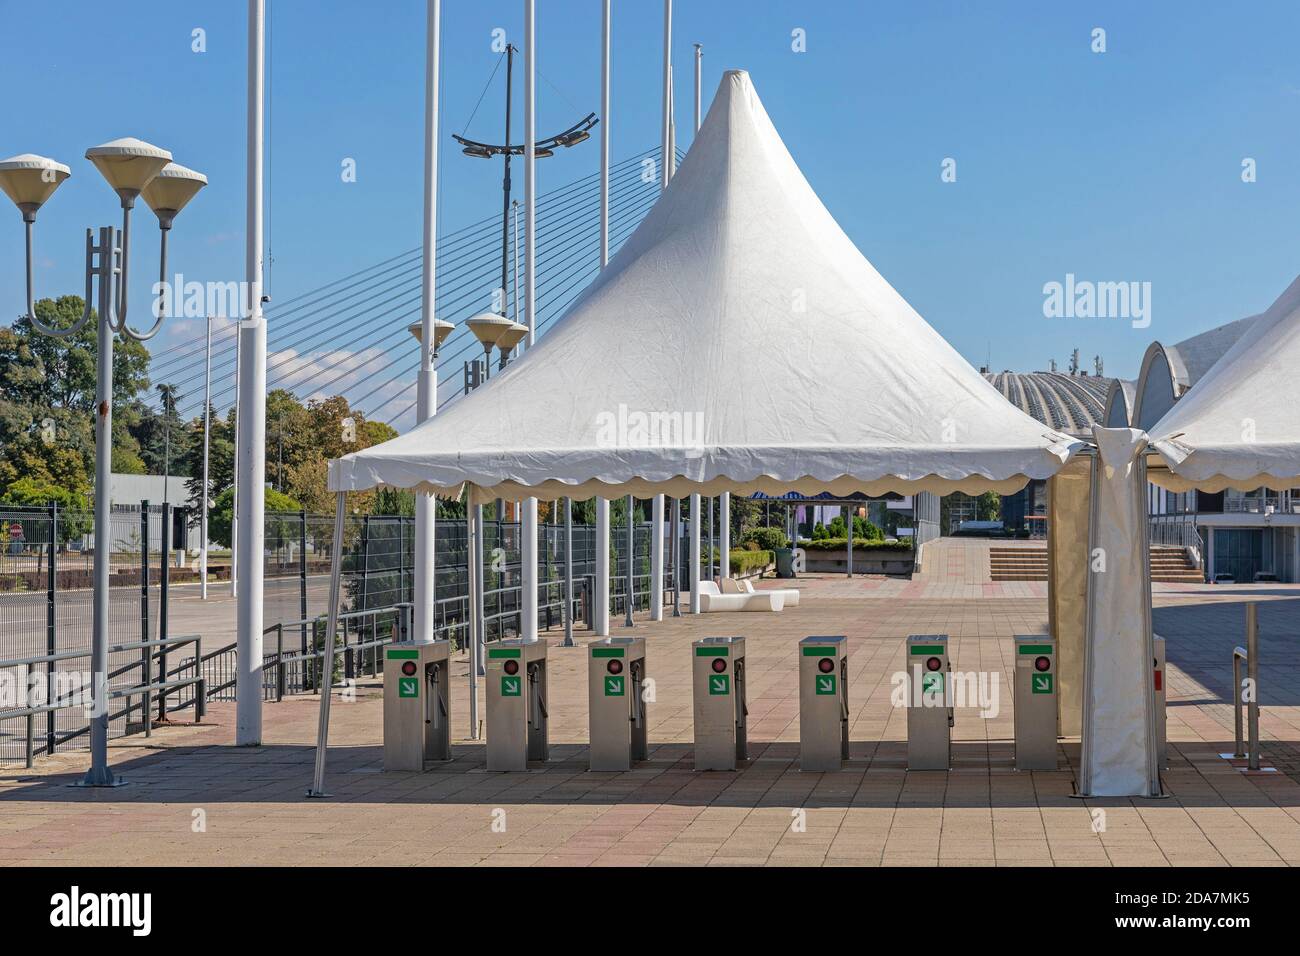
[1032, 673, 1053, 694]
[501, 676, 522, 697]
[709, 675, 730, 695]
[604, 675, 625, 697]
[398, 677, 419, 699]
[921, 673, 944, 696]
[815, 674, 837, 695]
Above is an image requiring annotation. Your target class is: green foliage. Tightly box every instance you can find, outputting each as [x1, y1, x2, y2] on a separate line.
[798, 537, 913, 552]
[0, 476, 93, 543]
[811, 521, 830, 540]
[853, 515, 883, 540]
[1, 296, 150, 499]
[208, 486, 302, 549]
[744, 526, 789, 552]
[729, 549, 773, 575]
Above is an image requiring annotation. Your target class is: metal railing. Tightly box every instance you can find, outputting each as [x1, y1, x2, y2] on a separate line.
[1232, 603, 1261, 770]
[0, 634, 206, 767]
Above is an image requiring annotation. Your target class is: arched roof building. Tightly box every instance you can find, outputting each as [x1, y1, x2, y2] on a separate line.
[1121, 314, 1260, 430]
[982, 370, 1113, 437]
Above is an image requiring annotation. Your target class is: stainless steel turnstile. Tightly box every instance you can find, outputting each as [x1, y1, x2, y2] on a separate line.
[692, 636, 746, 771]
[383, 640, 451, 771]
[906, 634, 951, 770]
[486, 639, 548, 771]
[1013, 635, 1057, 770]
[799, 635, 848, 771]
[588, 637, 648, 771]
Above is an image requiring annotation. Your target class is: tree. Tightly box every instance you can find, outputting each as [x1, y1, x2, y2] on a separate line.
[0, 296, 152, 500]
[207, 485, 302, 549]
[0, 476, 93, 545]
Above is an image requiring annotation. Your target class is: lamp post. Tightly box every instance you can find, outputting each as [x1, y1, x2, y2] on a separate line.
[406, 317, 454, 651]
[0, 141, 204, 788]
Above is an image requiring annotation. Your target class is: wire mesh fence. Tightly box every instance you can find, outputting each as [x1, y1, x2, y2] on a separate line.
[1, 502, 171, 762]
[2, 499, 701, 764]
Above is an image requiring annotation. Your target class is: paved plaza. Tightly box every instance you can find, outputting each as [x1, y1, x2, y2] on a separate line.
[2, 547, 1299, 867]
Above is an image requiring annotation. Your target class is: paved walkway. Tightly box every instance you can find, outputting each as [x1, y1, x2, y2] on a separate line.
[2, 575, 1298, 867]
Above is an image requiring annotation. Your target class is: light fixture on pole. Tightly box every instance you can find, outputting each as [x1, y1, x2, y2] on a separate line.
[142, 162, 208, 293]
[407, 316, 456, 353]
[1, 139, 203, 788]
[464, 311, 515, 387]
[494, 320, 528, 370]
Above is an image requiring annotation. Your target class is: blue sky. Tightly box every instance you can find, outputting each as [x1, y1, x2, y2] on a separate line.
[4, 0, 1300, 421]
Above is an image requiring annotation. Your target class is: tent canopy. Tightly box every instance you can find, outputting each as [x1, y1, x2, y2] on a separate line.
[1149, 273, 1300, 491]
[330, 70, 1078, 503]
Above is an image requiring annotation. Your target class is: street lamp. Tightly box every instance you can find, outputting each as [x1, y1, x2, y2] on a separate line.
[464, 312, 515, 389]
[494, 320, 528, 370]
[0, 138, 204, 788]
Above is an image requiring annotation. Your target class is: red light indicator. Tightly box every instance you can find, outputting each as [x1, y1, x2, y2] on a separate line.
[1034, 656, 1051, 672]
[1153, 670, 1163, 692]
[711, 658, 728, 674]
[400, 661, 417, 676]
[817, 658, 835, 674]
[607, 658, 624, 675]
[925, 657, 942, 672]
[503, 659, 519, 676]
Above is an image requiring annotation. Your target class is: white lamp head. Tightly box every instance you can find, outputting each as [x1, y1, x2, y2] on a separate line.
[493, 321, 529, 354]
[0, 154, 71, 222]
[465, 312, 516, 349]
[84, 137, 172, 207]
[141, 162, 207, 229]
[407, 318, 456, 352]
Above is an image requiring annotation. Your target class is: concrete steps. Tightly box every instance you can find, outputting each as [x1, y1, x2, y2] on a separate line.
[988, 545, 1203, 583]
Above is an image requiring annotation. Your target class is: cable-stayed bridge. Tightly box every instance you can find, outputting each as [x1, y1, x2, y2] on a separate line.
[148, 146, 682, 432]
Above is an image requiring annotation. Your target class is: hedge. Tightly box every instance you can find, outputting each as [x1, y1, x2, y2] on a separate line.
[798, 537, 913, 552]
[730, 549, 774, 575]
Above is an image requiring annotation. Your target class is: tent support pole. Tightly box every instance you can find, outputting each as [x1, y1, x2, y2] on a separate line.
[624, 495, 635, 627]
[671, 498, 681, 616]
[307, 491, 346, 798]
[845, 504, 853, 578]
[689, 493, 701, 613]
[466, 503, 480, 737]
[562, 497, 574, 646]
[650, 494, 664, 620]
[719, 492, 730, 580]
[595, 498, 610, 635]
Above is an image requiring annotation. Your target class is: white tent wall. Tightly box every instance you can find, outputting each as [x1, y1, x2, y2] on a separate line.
[1079, 428, 1160, 798]
[1047, 455, 1091, 738]
[1149, 272, 1300, 492]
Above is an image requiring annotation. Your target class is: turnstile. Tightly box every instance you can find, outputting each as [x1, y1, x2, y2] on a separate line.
[1013, 635, 1057, 770]
[906, 634, 951, 770]
[1153, 635, 1166, 769]
[383, 640, 452, 771]
[485, 639, 549, 771]
[588, 637, 648, 771]
[799, 635, 849, 771]
[692, 636, 746, 770]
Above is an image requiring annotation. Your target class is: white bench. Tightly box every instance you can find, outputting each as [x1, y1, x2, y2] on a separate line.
[721, 576, 801, 607]
[691, 581, 785, 612]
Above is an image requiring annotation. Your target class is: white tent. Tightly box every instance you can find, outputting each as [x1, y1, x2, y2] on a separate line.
[329, 71, 1078, 501]
[1149, 273, 1300, 490]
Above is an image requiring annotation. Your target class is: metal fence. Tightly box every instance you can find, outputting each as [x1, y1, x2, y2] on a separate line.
[0, 501, 176, 762]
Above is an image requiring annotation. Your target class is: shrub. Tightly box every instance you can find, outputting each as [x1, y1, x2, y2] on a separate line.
[745, 526, 789, 552]
[797, 537, 913, 552]
[730, 549, 773, 575]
